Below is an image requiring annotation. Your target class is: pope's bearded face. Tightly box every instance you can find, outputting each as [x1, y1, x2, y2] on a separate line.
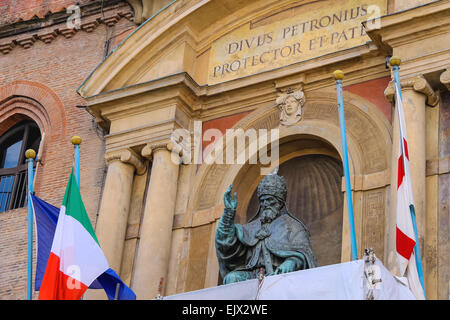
[259, 195, 283, 224]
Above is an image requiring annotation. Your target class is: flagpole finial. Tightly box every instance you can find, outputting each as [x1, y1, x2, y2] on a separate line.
[390, 56, 401, 67]
[25, 149, 36, 159]
[333, 70, 344, 80]
[71, 136, 82, 145]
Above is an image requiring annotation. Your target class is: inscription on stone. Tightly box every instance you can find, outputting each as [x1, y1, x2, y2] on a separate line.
[208, 0, 386, 84]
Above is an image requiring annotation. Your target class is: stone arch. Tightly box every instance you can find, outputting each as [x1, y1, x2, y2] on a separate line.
[0, 97, 50, 136]
[185, 89, 392, 284]
[244, 154, 344, 266]
[0, 81, 68, 182]
[231, 127, 347, 223]
[188, 89, 392, 215]
[0, 80, 66, 139]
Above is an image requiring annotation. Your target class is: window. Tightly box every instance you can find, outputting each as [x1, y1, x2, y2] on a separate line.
[0, 121, 41, 212]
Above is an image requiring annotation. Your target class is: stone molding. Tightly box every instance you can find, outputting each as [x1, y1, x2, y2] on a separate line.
[78, 0, 391, 99]
[440, 69, 450, 91]
[384, 75, 439, 107]
[340, 170, 391, 192]
[173, 204, 224, 230]
[365, 1, 450, 52]
[426, 156, 450, 177]
[105, 148, 146, 175]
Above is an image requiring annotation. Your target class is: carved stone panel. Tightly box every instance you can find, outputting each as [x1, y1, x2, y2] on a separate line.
[197, 164, 229, 210]
[362, 189, 386, 260]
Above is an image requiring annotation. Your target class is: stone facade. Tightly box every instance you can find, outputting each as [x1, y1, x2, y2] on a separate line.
[0, 0, 449, 300]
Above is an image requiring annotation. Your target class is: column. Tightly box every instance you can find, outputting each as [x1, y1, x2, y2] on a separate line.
[95, 148, 146, 273]
[385, 76, 438, 273]
[132, 142, 181, 299]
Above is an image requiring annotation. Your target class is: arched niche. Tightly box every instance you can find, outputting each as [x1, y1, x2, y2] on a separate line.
[186, 89, 392, 269]
[188, 90, 391, 213]
[245, 154, 343, 267]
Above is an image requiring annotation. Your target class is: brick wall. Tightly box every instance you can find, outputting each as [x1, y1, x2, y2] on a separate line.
[0, 2, 136, 300]
[0, 0, 93, 26]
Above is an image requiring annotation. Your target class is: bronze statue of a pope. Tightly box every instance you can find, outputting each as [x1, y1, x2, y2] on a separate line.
[215, 173, 317, 284]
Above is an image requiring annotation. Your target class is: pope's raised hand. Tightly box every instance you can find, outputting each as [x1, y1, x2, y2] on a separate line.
[224, 184, 238, 211]
[221, 184, 237, 228]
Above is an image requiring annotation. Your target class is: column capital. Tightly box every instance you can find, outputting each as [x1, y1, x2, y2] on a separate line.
[384, 75, 439, 107]
[440, 68, 450, 91]
[105, 148, 147, 175]
[141, 138, 191, 164]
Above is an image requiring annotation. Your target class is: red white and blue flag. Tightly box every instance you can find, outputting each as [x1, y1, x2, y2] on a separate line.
[31, 170, 136, 300]
[394, 83, 425, 300]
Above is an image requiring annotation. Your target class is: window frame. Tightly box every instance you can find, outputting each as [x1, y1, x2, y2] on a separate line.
[0, 121, 40, 212]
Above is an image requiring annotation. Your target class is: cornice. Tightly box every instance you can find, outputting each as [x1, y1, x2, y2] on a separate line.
[104, 118, 185, 152]
[0, 2, 133, 55]
[85, 72, 201, 107]
[84, 51, 390, 127]
[78, 0, 391, 98]
[82, 54, 393, 138]
[77, 0, 208, 97]
[364, 0, 450, 53]
[83, 49, 388, 106]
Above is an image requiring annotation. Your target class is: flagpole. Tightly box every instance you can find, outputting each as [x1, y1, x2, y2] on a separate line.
[390, 56, 426, 296]
[72, 136, 82, 188]
[333, 70, 358, 261]
[25, 149, 36, 300]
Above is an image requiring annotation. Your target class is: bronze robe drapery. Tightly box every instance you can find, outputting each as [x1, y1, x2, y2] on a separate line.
[216, 210, 317, 280]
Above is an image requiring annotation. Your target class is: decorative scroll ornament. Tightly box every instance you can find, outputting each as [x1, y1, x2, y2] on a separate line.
[276, 89, 305, 126]
[105, 148, 146, 175]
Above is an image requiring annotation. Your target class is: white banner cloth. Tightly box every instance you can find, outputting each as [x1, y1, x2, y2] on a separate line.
[164, 259, 415, 300]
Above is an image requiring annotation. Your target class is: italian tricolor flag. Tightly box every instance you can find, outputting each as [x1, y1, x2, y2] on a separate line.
[38, 170, 109, 300]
